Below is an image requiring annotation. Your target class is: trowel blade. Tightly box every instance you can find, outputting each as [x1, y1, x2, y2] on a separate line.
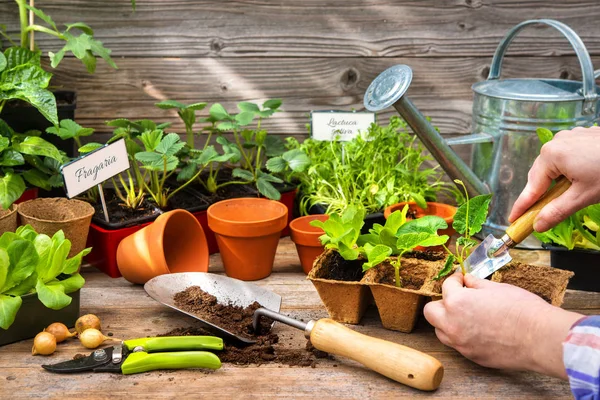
[464, 234, 512, 279]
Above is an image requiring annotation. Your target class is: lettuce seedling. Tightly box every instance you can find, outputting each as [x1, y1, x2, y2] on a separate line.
[0, 225, 90, 330]
[360, 207, 449, 287]
[309, 205, 365, 260]
[435, 180, 492, 279]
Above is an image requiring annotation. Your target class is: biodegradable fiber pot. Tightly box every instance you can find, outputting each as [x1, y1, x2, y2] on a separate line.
[0, 204, 18, 236]
[208, 198, 288, 281]
[308, 249, 372, 324]
[362, 254, 445, 333]
[17, 198, 94, 257]
[289, 214, 328, 274]
[117, 209, 209, 284]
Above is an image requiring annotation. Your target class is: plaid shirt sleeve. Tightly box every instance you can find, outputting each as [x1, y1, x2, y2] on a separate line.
[564, 315, 600, 400]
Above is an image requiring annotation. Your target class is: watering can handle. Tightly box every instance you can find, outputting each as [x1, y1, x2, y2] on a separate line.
[488, 19, 597, 108]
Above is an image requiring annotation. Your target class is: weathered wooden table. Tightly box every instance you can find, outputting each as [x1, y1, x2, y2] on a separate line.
[1, 238, 598, 399]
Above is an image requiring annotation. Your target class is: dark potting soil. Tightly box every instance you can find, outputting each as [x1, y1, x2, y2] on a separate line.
[404, 250, 447, 262]
[166, 286, 332, 367]
[315, 250, 364, 282]
[92, 194, 159, 225]
[166, 188, 210, 211]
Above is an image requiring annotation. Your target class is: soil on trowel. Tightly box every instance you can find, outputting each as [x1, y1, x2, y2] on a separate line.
[311, 250, 364, 282]
[165, 286, 333, 367]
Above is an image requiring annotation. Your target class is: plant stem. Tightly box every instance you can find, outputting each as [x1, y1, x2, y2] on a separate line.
[16, 0, 28, 47]
[186, 125, 194, 148]
[25, 25, 63, 39]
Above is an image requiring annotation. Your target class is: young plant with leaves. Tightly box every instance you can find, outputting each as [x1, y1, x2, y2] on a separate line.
[0, 119, 65, 209]
[0, 225, 90, 330]
[309, 205, 366, 260]
[359, 206, 449, 287]
[155, 100, 207, 147]
[0, 2, 121, 125]
[46, 119, 94, 149]
[434, 180, 492, 279]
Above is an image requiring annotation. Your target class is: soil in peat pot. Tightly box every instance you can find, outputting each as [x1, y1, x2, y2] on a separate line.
[315, 251, 365, 282]
[164, 286, 332, 367]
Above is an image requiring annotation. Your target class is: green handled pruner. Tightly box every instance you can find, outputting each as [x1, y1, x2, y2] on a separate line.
[42, 336, 223, 375]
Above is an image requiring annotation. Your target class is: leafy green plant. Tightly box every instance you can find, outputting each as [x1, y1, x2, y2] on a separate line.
[46, 119, 94, 149]
[155, 100, 207, 147]
[1, 2, 120, 125]
[0, 119, 65, 209]
[0, 225, 90, 330]
[289, 116, 452, 215]
[359, 206, 449, 287]
[309, 205, 365, 260]
[435, 180, 492, 279]
[532, 127, 600, 250]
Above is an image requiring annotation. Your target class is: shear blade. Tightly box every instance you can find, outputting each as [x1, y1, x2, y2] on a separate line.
[464, 234, 512, 279]
[42, 347, 115, 373]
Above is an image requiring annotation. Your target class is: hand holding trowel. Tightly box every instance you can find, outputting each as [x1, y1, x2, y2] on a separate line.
[464, 177, 571, 279]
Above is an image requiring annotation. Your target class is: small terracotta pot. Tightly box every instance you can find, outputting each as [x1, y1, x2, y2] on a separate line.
[385, 201, 457, 251]
[308, 249, 372, 324]
[0, 204, 18, 235]
[208, 198, 287, 281]
[117, 209, 209, 284]
[289, 214, 329, 274]
[17, 198, 94, 257]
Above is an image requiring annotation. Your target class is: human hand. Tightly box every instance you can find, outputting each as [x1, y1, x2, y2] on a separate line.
[423, 270, 582, 379]
[509, 126, 600, 232]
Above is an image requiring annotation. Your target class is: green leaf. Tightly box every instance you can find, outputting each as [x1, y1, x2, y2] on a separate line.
[434, 254, 456, 281]
[0, 150, 24, 167]
[3, 240, 37, 292]
[282, 149, 310, 172]
[13, 136, 63, 162]
[43, 232, 71, 282]
[396, 232, 447, 253]
[536, 127, 554, 145]
[362, 244, 392, 271]
[263, 99, 283, 110]
[397, 216, 448, 235]
[187, 102, 207, 111]
[264, 136, 286, 157]
[36, 279, 72, 310]
[235, 112, 255, 126]
[209, 103, 230, 121]
[25, 5, 58, 31]
[0, 172, 25, 210]
[232, 168, 254, 181]
[384, 207, 408, 234]
[0, 52, 6, 73]
[177, 163, 197, 181]
[456, 236, 478, 250]
[410, 192, 427, 210]
[0, 248, 8, 291]
[78, 142, 103, 154]
[135, 151, 164, 168]
[4, 47, 40, 69]
[257, 177, 281, 200]
[155, 100, 186, 110]
[0, 294, 22, 329]
[156, 133, 185, 156]
[46, 119, 94, 140]
[338, 242, 359, 260]
[65, 22, 94, 35]
[265, 156, 286, 173]
[22, 169, 51, 191]
[217, 121, 237, 131]
[58, 273, 85, 293]
[237, 102, 260, 113]
[453, 194, 492, 236]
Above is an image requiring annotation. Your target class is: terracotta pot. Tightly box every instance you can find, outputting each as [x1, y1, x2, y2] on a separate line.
[385, 201, 457, 251]
[362, 255, 445, 333]
[0, 204, 18, 235]
[289, 214, 328, 274]
[491, 262, 574, 307]
[17, 198, 94, 257]
[208, 198, 287, 281]
[308, 249, 372, 324]
[117, 209, 209, 284]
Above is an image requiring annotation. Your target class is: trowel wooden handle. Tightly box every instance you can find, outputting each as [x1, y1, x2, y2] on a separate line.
[506, 177, 571, 244]
[308, 318, 443, 391]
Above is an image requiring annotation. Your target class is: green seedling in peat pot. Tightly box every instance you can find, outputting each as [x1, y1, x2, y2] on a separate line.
[155, 100, 208, 148]
[359, 206, 449, 287]
[434, 180, 492, 280]
[309, 205, 366, 260]
[0, 225, 90, 330]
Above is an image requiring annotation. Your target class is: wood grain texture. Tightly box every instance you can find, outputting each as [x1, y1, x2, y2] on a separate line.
[2, 0, 600, 58]
[48, 55, 600, 137]
[0, 238, 593, 399]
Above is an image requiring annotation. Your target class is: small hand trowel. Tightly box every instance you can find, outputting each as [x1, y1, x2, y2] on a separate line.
[465, 177, 571, 279]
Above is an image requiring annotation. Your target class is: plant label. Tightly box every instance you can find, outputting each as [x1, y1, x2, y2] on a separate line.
[61, 139, 130, 198]
[310, 111, 375, 141]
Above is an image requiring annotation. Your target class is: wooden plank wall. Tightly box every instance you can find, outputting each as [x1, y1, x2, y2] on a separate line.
[2, 0, 600, 146]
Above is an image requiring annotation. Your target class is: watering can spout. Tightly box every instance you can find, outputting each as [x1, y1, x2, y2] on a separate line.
[364, 65, 490, 198]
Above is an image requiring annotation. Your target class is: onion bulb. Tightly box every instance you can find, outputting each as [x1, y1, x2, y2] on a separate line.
[32, 332, 57, 356]
[75, 314, 101, 334]
[79, 328, 116, 349]
[44, 322, 77, 343]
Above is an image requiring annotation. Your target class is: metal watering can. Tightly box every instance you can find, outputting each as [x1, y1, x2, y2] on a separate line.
[364, 19, 600, 248]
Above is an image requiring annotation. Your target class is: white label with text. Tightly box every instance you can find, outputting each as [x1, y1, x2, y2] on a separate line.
[311, 111, 375, 141]
[61, 139, 130, 198]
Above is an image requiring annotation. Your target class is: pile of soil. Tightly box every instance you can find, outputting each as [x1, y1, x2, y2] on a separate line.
[310, 250, 364, 282]
[168, 286, 332, 367]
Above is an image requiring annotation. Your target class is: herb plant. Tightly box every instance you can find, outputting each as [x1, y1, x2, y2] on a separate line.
[0, 225, 90, 330]
[435, 180, 492, 279]
[309, 205, 365, 260]
[289, 116, 451, 215]
[1, 2, 119, 125]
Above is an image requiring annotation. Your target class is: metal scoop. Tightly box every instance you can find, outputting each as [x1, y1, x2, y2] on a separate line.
[144, 272, 281, 345]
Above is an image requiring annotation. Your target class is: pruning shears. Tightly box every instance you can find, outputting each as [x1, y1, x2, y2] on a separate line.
[42, 336, 223, 375]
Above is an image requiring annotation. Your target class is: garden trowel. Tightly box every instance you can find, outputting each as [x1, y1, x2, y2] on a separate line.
[465, 177, 571, 279]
